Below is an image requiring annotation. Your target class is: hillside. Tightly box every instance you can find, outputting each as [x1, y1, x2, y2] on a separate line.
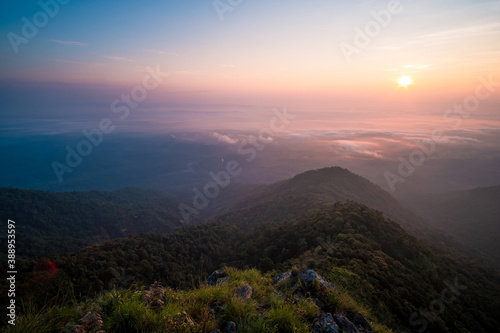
[412, 185, 500, 268]
[213, 167, 470, 255]
[3, 267, 392, 333]
[8, 202, 500, 332]
[0, 167, 477, 261]
[0, 187, 184, 257]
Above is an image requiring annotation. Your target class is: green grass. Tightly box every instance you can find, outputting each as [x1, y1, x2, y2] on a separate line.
[2, 304, 78, 333]
[2, 267, 393, 333]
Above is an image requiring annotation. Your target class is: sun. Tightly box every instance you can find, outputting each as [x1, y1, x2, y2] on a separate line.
[398, 76, 413, 88]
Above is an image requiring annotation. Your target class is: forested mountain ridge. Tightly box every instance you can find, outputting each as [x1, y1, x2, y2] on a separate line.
[2, 167, 498, 331]
[0, 187, 184, 257]
[7, 202, 500, 332]
[216, 167, 435, 232]
[213, 167, 473, 257]
[0, 167, 487, 263]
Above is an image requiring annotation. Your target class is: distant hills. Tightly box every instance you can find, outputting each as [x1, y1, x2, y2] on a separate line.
[413, 185, 500, 268]
[0, 187, 183, 257]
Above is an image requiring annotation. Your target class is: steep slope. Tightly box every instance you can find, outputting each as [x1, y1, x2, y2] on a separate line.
[11, 202, 500, 332]
[0, 187, 184, 257]
[256, 202, 500, 332]
[412, 185, 500, 268]
[214, 167, 465, 253]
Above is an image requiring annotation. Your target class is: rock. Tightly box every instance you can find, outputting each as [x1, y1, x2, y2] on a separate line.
[311, 312, 339, 333]
[207, 270, 226, 286]
[334, 314, 359, 333]
[299, 269, 335, 290]
[352, 314, 374, 333]
[224, 321, 236, 333]
[235, 284, 253, 301]
[299, 269, 321, 285]
[273, 269, 335, 290]
[217, 277, 229, 284]
[273, 271, 292, 284]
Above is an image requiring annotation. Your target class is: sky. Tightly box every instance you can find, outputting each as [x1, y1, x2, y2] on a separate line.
[2, 0, 500, 95]
[1, 0, 499, 195]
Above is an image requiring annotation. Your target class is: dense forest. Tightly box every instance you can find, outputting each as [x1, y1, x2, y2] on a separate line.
[0, 167, 482, 260]
[213, 167, 477, 258]
[2, 167, 500, 332]
[0, 187, 184, 257]
[5, 201, 500, 332]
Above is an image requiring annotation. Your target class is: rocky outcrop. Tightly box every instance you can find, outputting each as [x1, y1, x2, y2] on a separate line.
[206, 269, 374, 333]
[235, 284, 253, 301]
[352, 314, 375, 333]
[334, 314, 359, 333]
[312, 313, 374, 333]
[273, 269, 335, 290]
[273, 271, 292, 284]
[207, 270, 228, 286]
[271, 269, 373, 333]
[299, 269, 335, 289]
[312, 312, 339, 333]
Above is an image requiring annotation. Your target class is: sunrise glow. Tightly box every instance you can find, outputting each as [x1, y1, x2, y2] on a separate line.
[398, 76, 413, 88]
[1, 3, 500, 330]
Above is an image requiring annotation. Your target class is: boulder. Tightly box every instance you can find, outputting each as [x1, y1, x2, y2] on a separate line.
[299, 269, 335, 290]
[273, 271, 292, 284]
[334, 314, 359, 333]
[273, 269, 334, 290]
[352, 314, 374, 333]
[235, 284, 253, 301]
[311, 312, 339, 333]
[207, 270, 227, 286]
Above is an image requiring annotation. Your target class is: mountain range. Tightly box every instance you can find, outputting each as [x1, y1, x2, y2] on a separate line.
[1, 166, 499, 332]
[411, 185, 500, 268]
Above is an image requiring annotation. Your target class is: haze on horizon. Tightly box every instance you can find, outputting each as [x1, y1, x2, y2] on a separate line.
[1, 0, 499, 198]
